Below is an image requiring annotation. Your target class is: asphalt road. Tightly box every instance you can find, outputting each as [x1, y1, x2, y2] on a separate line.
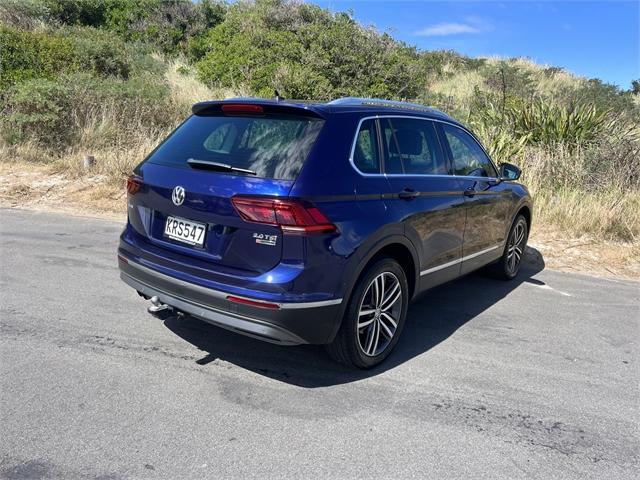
[0, 208, 638, 480]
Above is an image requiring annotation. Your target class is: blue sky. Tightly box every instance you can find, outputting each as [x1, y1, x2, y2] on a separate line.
[311, 1, 639, 89]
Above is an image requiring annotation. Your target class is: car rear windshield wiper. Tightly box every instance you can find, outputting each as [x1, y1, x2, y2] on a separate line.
[187, 158, 257, 175]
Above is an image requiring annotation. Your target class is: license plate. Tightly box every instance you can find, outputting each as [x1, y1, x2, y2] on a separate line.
[164, 216, 206, 246]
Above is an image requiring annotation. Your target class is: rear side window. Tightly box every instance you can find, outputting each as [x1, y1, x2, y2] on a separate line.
[146, 114, 324, 180]
[381, 118, 447, 175]
[352, 119, 380, 173]
[442, 124, 497, 177]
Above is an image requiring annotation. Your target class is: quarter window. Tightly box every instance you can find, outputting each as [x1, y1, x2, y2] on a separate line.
[381, 118, 447, 175]
[353, 119, 380, 174]
[442, 124, 497, 177]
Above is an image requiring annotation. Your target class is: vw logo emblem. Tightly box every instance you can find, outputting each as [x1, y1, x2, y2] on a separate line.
[172, 186, 185, 206]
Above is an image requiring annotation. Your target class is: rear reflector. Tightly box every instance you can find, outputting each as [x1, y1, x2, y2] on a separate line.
[221, 104, 264, 114]
[126, 176, 142, 195]
[231, 196, 336, 235]
[227, 295, 280, 310]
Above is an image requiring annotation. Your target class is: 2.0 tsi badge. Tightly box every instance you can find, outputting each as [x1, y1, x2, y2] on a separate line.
[172, 186, 185, 206]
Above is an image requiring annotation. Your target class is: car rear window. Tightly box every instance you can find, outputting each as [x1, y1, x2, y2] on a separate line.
[146, 114, 324, 180]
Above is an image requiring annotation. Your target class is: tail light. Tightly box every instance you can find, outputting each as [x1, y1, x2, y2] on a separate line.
[126, 175, 142, 195]
[231, 196, 337, 235]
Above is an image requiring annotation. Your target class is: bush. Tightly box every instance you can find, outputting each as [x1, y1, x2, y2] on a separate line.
[43, 0, 109, 26]
[1, 78, 74, 148]
[65, 26, 134, 78]
[572, 78, 638, 118]
[195, 0, 421, 99]
[0, 26, 78, 88]
[1, 73, 175, 150]
[1, 0, 227, 57]
[97, 0, 227, 56]
[0, 0, 51, 29]
[0, 25, 146, 88]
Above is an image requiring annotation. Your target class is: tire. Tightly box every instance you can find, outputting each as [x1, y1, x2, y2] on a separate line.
[488, 214, 529, 280]
[326, 258, 409, 369]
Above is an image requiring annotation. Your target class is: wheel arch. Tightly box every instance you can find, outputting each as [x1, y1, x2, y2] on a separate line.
[327, 234, 420, 343]
[517, 204, 532, 232]
[351, 236, 419, 300]
[368, 242, 417, 299]
[504, 200, 532, 243]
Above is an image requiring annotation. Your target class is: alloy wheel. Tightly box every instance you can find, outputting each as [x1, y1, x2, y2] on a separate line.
[507, 220, 526, 274]
[357, 272, 403, 357]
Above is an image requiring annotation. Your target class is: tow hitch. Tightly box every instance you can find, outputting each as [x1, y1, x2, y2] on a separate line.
[147, 296, 170, 314]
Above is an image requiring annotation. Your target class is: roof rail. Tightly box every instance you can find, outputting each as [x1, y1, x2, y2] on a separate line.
[328, 97, 437, 113]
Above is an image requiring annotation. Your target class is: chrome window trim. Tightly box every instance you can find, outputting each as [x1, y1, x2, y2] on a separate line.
[419, 244, 502, 276]
[348, 114, 500, 180]
[349, 117, 382, 175]
[440, 122, 500, 178]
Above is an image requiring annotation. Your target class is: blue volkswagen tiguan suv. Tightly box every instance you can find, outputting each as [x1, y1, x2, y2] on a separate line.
[118, 97, 532, 368]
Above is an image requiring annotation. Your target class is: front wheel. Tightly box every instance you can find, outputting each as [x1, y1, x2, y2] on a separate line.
[326, 258, 409, 369]
[489, 214, 529, 280]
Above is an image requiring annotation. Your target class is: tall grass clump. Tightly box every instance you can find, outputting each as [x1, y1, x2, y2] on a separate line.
[521, 142, 639, 241]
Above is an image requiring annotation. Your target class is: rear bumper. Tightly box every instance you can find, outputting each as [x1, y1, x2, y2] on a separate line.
[118, 255, 344, 345]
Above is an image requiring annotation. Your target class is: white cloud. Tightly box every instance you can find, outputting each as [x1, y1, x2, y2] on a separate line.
[413, 17, 491, 37]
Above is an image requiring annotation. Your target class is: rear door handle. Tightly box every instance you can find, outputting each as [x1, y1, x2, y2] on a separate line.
[398, 188, 420, 200]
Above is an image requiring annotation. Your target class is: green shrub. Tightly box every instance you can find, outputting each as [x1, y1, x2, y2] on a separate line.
[1, 78, 74, 147]
[195, 0, 421, 99]
[1, 73, 175, 150]
[572, 78, 638, 117]
[0, 26, 78, 88]
[0, 0, 51, 29]
[481, 61, 536, 104]
[419, 50, 481, 78]
[43, 0, 109, 26]
[72, 27, 133, 77]
[271, 63, 332, 100]
[0, 25, 146, 88]
[101, 0, 227, 56]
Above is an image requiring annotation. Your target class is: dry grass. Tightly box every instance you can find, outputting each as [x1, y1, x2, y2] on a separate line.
[531, 188, 639, 242]
[429, 70, 488, 118]
[520, 143, 639, 242]
[482, 56, 588, 100]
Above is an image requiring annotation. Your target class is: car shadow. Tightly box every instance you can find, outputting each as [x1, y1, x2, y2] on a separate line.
[163, 246, 545, 388]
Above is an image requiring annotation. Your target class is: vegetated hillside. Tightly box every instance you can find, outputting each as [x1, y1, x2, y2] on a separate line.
[1, 0, 639, 245]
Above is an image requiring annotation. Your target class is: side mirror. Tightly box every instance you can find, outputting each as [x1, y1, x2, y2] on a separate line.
[499, 162, 521, 181]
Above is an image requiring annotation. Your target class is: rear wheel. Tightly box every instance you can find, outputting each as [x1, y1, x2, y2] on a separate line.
[489, 214, 528, 280]
[326, 258, 408, 368]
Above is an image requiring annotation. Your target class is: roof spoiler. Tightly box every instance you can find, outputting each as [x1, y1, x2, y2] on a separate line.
[192, 100, 325, 119]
